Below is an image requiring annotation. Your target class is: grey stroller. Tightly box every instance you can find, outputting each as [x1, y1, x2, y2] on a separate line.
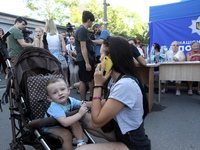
[1, 47, 94, 150]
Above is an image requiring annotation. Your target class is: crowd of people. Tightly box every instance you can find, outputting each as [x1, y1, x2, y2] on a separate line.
[0, 10, 199, 150]
[150, 41, 200, 96]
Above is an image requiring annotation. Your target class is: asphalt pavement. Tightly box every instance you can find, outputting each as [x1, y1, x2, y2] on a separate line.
[0, 71, 200, 150]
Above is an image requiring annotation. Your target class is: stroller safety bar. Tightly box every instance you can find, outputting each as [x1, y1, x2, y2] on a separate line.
[34, 130, 51, 150]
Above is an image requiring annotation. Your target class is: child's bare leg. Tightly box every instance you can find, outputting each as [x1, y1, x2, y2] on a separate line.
[47, 127, 73, 150]
[71, 121, 84, 141]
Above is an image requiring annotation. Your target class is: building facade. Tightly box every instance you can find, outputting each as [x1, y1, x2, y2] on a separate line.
[0, 12, 66, 39]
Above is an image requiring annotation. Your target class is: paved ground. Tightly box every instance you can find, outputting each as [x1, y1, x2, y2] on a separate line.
[0, 72, 200, 150]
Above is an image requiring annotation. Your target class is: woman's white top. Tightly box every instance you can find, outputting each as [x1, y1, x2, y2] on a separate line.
[174, 50, 182, 59]
[108, 77, 143, 134]
[47, 33, 60, 49]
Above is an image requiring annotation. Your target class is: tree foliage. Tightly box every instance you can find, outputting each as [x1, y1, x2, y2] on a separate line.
[69, 0, 149, 44]
[23, 0, 72, 24]
[23, 0, 149, 44]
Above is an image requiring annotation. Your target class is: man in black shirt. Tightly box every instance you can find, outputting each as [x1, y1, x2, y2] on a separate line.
[75, 11, 95, 101]
[128, 38, 146, 66]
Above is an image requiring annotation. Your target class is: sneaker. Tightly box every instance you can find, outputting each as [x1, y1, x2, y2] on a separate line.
[77, 142, 86, 147]
[187, 90, 193, 96]
[161, 88, 166, 94]
[176, 90, 181, 96]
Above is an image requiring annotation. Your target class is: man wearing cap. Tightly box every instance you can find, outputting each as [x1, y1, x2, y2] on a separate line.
[128, 37, 146, 66]
[128, 37, 144, 57]
[136, 39, 145, 57]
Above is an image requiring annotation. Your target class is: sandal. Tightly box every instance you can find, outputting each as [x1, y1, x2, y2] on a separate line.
[187, 90, 193, 96]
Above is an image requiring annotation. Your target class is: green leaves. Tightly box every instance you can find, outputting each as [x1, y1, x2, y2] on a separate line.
[24, 0, 72, 24]
[23, 0, 149, 44]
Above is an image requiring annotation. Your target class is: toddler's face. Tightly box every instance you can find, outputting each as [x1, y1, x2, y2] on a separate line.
[47, 81, 70, 105]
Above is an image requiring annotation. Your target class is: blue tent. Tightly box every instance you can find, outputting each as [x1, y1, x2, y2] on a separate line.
[149, 0, 200, 54]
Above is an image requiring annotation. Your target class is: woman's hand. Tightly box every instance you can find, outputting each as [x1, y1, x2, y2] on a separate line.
[94, 62, 111, 86]
[191, 54, 196, 58]
[173, 56, 179, 61]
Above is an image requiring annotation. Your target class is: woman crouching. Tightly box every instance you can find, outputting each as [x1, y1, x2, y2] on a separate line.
[76, 36, 151, 150]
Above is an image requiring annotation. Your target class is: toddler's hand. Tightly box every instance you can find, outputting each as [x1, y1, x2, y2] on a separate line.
[80, 100, 86, 106]
[78, 103, 88, 116]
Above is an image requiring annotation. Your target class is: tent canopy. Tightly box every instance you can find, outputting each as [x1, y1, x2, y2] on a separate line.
[149, 0, 200, 55]
[149, 0, 200, 22]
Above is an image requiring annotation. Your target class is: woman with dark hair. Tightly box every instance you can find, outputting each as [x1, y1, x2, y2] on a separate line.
[76, 36, 151, 150]
[153, 43, 160, 63]
[152, 43, 160, 93]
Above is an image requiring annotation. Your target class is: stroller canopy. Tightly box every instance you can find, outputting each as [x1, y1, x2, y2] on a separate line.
[13, 47, 64, 99]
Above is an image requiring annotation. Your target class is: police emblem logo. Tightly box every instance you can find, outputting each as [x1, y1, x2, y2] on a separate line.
[196, 22, 200, 30]
[189, 16, 200, 35]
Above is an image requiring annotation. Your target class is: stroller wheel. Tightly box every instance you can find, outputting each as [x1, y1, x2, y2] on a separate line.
[10, 143, 25, 150]
[17, 144, 26, 150]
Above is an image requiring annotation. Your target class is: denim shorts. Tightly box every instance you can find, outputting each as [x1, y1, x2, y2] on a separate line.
[114, 121, 151, 150]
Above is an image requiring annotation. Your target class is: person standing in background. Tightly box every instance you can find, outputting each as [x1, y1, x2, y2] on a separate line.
[7, 17, 33, 67]
[61, 31, 70, 45]
[92, 24, 110, 64]
[44, 20, 68, 85]
[66, 35, 79, 89]
[33, 27, 43, 47]
[0, 28, 8, 80]
[75, 11, 95, 101]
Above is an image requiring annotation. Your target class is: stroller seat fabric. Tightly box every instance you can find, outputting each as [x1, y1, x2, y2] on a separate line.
[27, 74, 64, 120]
[8, 47, 67, 150]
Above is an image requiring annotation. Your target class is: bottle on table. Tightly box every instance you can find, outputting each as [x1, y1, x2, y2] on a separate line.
[167, 47, 173, 62]
[150, 46, 155, 64]
[160, 44, 166, 63]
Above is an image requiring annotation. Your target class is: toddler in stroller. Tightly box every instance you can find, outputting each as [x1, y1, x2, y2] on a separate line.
[44, 78, 88, 149]
[2, 47, 95, 150]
